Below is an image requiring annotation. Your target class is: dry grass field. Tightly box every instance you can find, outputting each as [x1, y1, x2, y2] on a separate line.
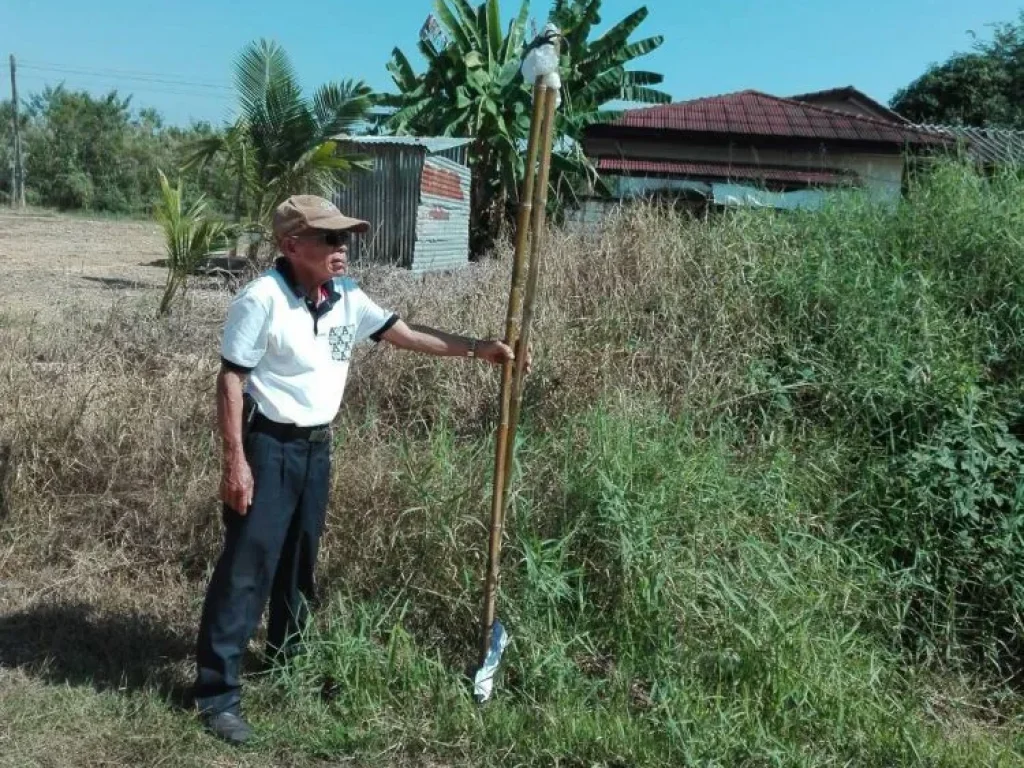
[0, 212, 242, 765]
[0, 209, 538, 766]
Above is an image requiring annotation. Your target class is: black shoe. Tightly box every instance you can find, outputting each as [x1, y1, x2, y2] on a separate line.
[201, 711, 254, 745]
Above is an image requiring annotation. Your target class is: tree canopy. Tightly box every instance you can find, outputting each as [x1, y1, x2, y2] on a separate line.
[891, 13, 1024, 128]
[0, 85, 231, 212]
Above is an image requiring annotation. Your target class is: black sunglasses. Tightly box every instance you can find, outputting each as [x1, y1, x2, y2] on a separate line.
[293, 230, 352, 247]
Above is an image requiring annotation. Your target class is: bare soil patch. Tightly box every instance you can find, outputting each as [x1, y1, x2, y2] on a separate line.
[0, 210, 231, 319]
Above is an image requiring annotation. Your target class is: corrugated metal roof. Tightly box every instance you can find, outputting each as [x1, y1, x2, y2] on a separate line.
[912, 125, 1024, 166]
[595, 158, 858, 187]
[332, 135, 474, 154]
[589, 91, 949, 146]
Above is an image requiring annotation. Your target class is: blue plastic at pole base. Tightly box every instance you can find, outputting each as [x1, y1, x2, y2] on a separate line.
[472, 619, 509, 703]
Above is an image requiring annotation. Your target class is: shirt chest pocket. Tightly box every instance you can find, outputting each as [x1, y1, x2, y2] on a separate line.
[327, 324, 356, 362]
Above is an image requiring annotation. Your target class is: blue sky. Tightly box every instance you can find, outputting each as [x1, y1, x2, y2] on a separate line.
[4, 0, 1022, 126]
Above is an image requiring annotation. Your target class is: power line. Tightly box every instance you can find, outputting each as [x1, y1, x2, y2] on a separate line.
[17, 72, 235, 102]
[19, 64, 233, 92]
[19, 59, 233, 91]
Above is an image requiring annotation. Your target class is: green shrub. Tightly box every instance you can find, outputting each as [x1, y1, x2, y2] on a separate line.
[51, 170, 95, 210]
[883, 386, 1024, 671]
[740, 161, 1024, 675]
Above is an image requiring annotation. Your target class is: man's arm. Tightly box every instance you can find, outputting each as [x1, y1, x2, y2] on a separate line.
[380, 319, 517, 366]
[217, 366, 254, 514]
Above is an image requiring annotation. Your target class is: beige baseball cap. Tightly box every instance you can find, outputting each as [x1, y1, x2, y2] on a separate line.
[272, 195, 370, 238]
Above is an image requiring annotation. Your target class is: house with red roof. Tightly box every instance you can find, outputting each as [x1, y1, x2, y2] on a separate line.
[782, 87, 1024, 170]
[577, 88, 950, 217]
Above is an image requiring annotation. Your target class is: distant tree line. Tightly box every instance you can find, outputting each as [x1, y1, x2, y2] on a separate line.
[0, 85, 236, 213]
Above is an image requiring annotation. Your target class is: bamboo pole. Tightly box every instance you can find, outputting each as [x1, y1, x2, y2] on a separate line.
[479, 79, 549, 665]
[502, 83, 559, 494]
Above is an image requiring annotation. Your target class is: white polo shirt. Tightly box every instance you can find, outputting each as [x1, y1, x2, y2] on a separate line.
[221, 259, 397, 427]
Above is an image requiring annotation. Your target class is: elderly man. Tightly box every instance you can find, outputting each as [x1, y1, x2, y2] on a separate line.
[194, 195, 517, 744]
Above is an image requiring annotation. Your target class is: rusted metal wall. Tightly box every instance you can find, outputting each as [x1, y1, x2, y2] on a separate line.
[412, 155, 471, 273]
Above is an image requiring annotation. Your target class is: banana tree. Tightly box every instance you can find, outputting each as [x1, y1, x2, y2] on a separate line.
[385, 0, 670, 254]
[185, 39, 375, 261]
[386, 0, 534, 255]
[549, 0, 670, 207]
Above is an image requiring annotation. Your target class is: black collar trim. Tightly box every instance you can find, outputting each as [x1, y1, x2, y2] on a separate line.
[274, 257, 340, 309]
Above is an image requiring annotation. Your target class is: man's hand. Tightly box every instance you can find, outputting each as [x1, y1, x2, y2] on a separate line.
[221, 453, 254, 515]
[476, 339, 533, 373]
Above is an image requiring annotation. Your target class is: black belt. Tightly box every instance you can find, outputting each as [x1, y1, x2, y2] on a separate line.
[250, 411, 332, 443]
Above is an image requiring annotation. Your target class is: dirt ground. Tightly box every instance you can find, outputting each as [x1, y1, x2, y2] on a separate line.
[0, 209, 232, 319]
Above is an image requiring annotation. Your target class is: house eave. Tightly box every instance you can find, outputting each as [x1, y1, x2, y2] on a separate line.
[582, 124, 928, 154]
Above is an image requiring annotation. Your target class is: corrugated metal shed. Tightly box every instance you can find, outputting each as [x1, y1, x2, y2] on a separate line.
[912, 125, 1024, 166]
[336, 135, 472, 159]
[331, 136, 473, 272]
[413, 155, 471, 273]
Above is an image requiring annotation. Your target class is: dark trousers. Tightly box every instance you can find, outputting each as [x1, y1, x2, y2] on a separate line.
[193, 428, 331, 716]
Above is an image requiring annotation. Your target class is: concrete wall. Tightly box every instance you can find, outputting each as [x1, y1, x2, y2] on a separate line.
[585, 137, 905, 205]
[566, 182, 833, 223]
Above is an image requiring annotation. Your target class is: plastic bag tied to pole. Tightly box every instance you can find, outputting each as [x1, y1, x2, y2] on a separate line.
[521, 23, 562, 106]
[472, 618, 509, 703]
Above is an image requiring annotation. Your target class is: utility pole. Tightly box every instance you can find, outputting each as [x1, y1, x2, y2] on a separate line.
[9, 54, 23, 208]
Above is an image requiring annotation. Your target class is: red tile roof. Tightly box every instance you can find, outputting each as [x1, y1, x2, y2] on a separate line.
[788, 86, 910, 125]
[595, 158, 858, 187]
[598, 90, 947, 145]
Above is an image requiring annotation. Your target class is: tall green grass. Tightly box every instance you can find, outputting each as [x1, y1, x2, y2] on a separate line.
[732, 163, 1024, 680]
[258, 406, 1018, 765]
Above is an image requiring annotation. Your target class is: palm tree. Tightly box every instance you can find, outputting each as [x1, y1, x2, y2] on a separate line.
[186, 39, 374, 259]
[385, 0, 669, 254]
[154, 170, 230, 316]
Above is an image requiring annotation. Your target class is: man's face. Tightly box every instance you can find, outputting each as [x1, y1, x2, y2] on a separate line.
[283, 229, 352, 282]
